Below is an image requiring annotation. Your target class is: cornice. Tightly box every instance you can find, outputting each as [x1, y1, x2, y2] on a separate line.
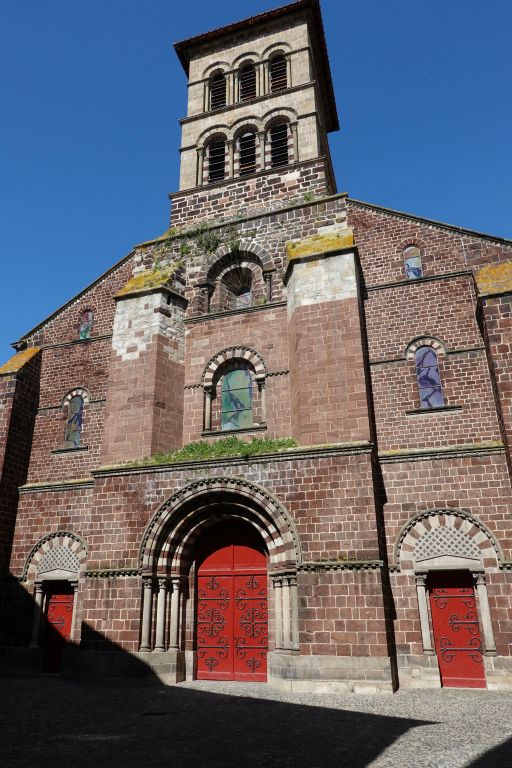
[19, 479, 94, 494]
[379, 443, 504, 463]
[298, 559, 383, 572]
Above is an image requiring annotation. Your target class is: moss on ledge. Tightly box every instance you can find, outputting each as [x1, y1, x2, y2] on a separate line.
[476, 261, 512, 296]
[0, 347, 40, 376]
[131, 436, 298, 466]
[116, 262, 183, 298]
[286, 228, 354, 262]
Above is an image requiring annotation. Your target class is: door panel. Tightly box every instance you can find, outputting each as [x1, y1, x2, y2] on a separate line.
[196, 527, 268, 681]
[429, 571, 486, 688]
[43, 588, 74, 672]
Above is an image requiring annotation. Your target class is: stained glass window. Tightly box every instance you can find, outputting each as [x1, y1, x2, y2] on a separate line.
[404, 246, 423, 279]
[415, 347, 444, 409]
[64, 395, 84, 448]
[79, 310, 93, 339]
[221, 369, 253, 430]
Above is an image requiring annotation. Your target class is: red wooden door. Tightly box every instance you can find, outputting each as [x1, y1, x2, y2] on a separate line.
[43, 587, 74, 672]
[429, 571, 486, 688]
[196, 526, 268, 681]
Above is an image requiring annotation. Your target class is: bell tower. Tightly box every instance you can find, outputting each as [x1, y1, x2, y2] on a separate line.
[171, 0, 339, 227]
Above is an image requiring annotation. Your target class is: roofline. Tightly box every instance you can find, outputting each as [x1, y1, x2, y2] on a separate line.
[173, 0, 339, 133]
[13, 248, 136, 349]
[347, 197, 512, 246]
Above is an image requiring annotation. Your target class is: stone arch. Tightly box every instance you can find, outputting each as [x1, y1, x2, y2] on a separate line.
[61, 387, 90, 407]
[262, 107, 297, 130]
[395, 236, 428, 258]
[197, 125, 230, 149]
[232, 51, 261, 68]
[262, 42, 292, 59]
[202, 60, 230, 80]
[395, 508, 502, 572]
[405, 336, 447, 360]
[198, 241, 275, 284]
[23, 530, 88, 582]
[139, 476, 301, 575]
[202, 346, 267, 391]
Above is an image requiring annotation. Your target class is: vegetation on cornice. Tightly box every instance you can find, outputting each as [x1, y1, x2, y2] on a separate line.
[476, 260, 512, 296]
[116, 261, 184, 297]
[130, 436, 298, 466]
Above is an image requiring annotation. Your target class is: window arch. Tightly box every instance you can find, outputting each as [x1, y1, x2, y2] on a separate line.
[238, 131, 257, 176]
[239, 62, 256, 101]
[220, 266, 253, 310]
[404, 245, 423, 279]
[269, 53, 287, 92]
[206, 138, 226, 182]
[64, 394, 84, 447]
[79, 310, 93, 339]
[414, 346, 444, 409]
[269, 121, 289, 167]
[209, 71, 227, 110]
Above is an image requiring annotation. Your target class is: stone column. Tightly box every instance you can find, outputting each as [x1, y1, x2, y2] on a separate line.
[29, 583, 44, 648]
[204, 388, 212, 431]
[257, 378, 266, 423]
[415, 573, 434, 654]
[227, 139, 235, 179]
[256, 62, 262, 97]
[273, 577, 283, 650]
[290, 122, 299, 163]
[154, 577, 168, 652]
[282, 576, 291, 650]
[196, 147, 204, 187]
[474, 573, 497, 655]
[69, 580, 78, 643]
[257, 131, 266, 172]
[289, 574, 299, 650]
[169, 576, 181, 650]
[264, 272, 272, 302]
[140, 577, 153, 651]
[286, 54, 292, 88]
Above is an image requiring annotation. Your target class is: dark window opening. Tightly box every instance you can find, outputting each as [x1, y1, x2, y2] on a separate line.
[240, 64, 256, 101]
[210, 73, 226, 110]
[208, 140, 226, 182]
[270, 122, 289, 167]
[235, 286, 252, 308]
[239, 132, 256, 176]
[270, 55, 287, 92]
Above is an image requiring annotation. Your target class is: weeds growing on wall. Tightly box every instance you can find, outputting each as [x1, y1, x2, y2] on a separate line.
[134, 436, 298, 466]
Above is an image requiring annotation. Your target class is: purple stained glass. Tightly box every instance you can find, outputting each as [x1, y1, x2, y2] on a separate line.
[415, 347, 444, 409]
[64, 395, 84, 447]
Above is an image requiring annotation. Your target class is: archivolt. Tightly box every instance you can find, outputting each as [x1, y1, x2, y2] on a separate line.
[22, 530, 88, 582]
[139, 476, 301, 574]
[394, 508, 502, 571]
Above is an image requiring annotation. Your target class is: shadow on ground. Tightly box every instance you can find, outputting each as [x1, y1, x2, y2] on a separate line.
[0, 676, 430, 768]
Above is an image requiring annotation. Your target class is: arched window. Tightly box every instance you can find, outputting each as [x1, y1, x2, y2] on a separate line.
[235, 286, 252, 308]
[64, 395, 84, 448]
[221, 368, 253, 431]
[210, 72, 226, 110]
[269, 122, 289, 167]
[239, 63, 256, 101]
[404, 246, 423, 279]
[79, 310, 93, 339]
[415, 347, 444, 409]
[270, 54, 287, 92]
[239, 131, 256, 176]
[208, 139, 226, 182]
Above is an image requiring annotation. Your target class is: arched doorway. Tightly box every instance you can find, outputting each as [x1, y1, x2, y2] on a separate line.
[195, 522, 268, 681]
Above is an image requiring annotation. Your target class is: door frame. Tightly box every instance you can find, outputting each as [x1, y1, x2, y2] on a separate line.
[30, 578, 78, 652]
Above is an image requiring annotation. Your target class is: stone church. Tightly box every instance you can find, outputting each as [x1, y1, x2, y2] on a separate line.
[2, 0, 512, 692]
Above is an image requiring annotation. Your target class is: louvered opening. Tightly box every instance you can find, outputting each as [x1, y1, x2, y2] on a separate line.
[270, 122, 289, 167]
[208, 140, 226, 182]
[210, 73, 226, 110]
[240, 64, 256, 101]
[270, 55, 287, 92]
[239, 132, 256, 176]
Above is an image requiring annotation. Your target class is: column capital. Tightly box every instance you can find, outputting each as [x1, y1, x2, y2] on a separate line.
[415, 572, 428, 587]
[473, 572, 486, 586]
[142, 576, 154, 589]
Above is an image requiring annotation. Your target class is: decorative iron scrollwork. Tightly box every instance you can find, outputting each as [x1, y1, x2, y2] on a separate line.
[439, 636, 483, 664]
[448, 611, 480, 635]
[432, 588, 476, 610]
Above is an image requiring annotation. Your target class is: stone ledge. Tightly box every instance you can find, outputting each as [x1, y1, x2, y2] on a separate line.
[19, 478, 94, 494]
[268, 652, 394, 693]
[379, 442, 504, 463]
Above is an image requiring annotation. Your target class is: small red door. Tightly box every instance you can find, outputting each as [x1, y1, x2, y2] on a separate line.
[43, 587, 74, 672]
[196, 526, 268, 681]
[429, 571, 486, 688]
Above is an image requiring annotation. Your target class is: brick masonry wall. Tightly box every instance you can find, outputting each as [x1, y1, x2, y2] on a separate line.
[480, 295, 512, 461]
[0, 353, 40, 572]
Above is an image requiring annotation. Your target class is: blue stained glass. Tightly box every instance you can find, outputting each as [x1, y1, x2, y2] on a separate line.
[221, 369, 253, 430]
[415, 348, 444, 409]
[404, 247, 423, 280]
[64, 395, 84, 447]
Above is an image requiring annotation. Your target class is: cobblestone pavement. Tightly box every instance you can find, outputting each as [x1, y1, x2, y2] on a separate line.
[1, 677, 512, 768]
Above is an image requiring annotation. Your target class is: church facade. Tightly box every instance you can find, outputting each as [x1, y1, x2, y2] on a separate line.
[2, 0, 512, 692]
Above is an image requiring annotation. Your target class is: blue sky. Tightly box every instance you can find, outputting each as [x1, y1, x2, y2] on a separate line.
[1, 0, 511, 358]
